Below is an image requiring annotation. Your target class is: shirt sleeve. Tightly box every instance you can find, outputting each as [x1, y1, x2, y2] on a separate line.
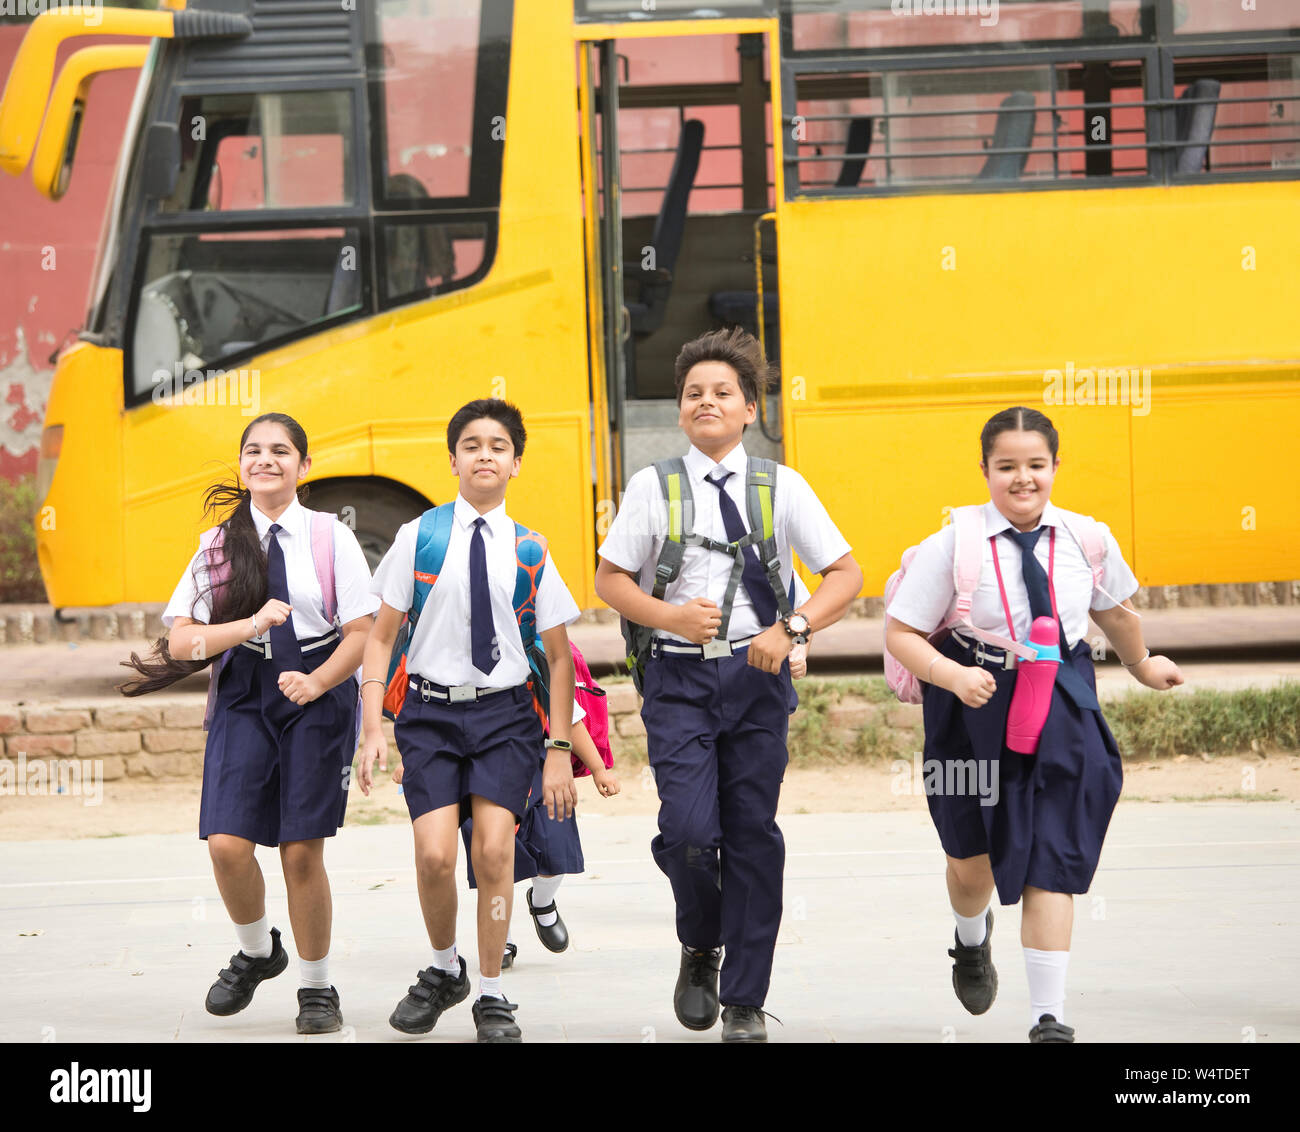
[1090, 524, 1140, 611]
[332, 521, 381, 624]
[571, 700, 587, 726]
[535, 553, 581, 633]
[884, 524, 956, 634]
[596, 467, 664, 575]
[369, 519, 418, 615]
[779, 467, 852, 574]
[162, 546, 211, 628]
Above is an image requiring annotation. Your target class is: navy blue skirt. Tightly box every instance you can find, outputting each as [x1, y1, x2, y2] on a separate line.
[462, 757, 585, 889]
[200, 636, 358, 847]
[921, 635, 1123, 904]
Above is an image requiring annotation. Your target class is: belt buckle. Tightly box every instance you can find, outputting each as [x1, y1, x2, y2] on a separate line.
[701, 640, 731, 660]
[419, 680, 435, 703]
[974, 642, 990, 667]
[448, 684, 476, 704]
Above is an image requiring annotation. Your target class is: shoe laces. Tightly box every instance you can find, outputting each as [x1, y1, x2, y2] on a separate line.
[724, 1005, 783, 1027]
[685, 947, 721, 986]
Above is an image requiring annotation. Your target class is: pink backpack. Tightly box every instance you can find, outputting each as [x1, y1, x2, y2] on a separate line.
[883, 505, 1120, 704]
[199, 511, 339, 730]
[569, 641, 614, 777]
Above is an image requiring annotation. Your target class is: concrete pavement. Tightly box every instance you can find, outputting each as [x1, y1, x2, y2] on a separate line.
[3, 803, 1297, 1043]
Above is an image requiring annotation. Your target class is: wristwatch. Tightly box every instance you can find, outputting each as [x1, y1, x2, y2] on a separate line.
[780, 611, 811, 645]
[544, 738, 573, 752]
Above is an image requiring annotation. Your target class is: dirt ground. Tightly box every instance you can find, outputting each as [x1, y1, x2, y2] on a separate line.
[1, 752, 1296, 841]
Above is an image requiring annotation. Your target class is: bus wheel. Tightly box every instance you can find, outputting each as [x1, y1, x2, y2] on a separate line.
[302, 478, 430, 572]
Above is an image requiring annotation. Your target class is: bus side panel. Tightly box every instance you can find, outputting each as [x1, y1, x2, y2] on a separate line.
[35, 343, 125, 607]
[1132, 384, 1300, 586]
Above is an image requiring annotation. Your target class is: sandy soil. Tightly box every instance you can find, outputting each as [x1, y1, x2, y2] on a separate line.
[1, 752, 1296, 841]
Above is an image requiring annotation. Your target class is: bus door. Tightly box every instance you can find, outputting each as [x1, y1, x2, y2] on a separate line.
[578, 22, 784, 494]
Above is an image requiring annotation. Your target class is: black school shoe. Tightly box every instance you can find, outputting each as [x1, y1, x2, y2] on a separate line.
[721, 1005, 769, 1043]
[205, 926, 289, 1016]
[388, 957, 471, 1034]
[948, 909, 998, 1015]
[674, 945, 722, 1031]
[501, 942, 518, 969]
[526, 887, 569, 953]
[473, 995, 522, 1043]
[1029, 1014, 1076, 1043]
[296, 986, 343, 1035]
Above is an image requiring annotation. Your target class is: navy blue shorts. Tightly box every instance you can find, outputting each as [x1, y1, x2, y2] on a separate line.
[200, 636, 358, 847]
[921, 635, 1123, 904]
[394, 681, 542, 823]
[461, 757, 586, 888]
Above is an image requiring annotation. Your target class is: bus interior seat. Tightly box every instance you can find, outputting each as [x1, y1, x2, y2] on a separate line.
[706, 116, 872, 357]
[383, 172, 457, 298]
[1174, 78, 1221, 174]
[977, 92, 1036, 181]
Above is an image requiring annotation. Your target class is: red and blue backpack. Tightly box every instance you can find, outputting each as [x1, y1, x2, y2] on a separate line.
[382, 503, 552, 726]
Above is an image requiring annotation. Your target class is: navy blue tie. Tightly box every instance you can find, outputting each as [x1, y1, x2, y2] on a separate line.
[469, 517, 497, 675]
[706, 470, 779, 628]
[1004, 527, 1099, 711]
[266, 523, 303, 674]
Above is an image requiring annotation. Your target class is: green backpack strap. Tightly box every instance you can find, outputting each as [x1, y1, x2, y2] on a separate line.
[649, 458, 692, 598]
[745, 457, 793, 620]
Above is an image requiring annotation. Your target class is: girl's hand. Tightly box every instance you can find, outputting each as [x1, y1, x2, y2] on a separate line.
[255, 599, 292, 630]
[789, 642, 808, 679]
[357, 732, 387, 796]
[277, 671, 323, 704]
[1134, 654, 1184, 691]
[543, 751, 577, 822]
[391, 763, 404, 785]
[952, 665, 998, 709]
[592, 767, 620, 798]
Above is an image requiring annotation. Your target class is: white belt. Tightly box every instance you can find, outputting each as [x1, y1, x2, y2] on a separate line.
[651, 635, 755, 660]
[950, 630, 1018, 671]
[409, 678, 521, 704]
[240, 630, 338, 660]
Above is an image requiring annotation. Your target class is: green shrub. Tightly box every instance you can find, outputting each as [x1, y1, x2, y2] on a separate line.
[0, 475, 45, 603]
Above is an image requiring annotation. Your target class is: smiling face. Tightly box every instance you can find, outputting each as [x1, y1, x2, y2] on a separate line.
[450, 416, 520, 503]
[239, 420, 308, 506]
[982, 428, 1059, 531]
[677, 361, 757, 459]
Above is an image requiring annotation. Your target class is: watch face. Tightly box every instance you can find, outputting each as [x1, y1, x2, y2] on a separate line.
[788, 614, 809, 634]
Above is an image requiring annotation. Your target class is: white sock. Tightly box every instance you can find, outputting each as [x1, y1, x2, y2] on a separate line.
[299, 954, 330, 990]
[478, 974, 504, 1001]
[433, 943, 459, 977]
[954, 906, 989, 947]
[1024, 947, 1070, 1028]
[531, 877, 562, 928]
[234, 915, 272, 959]
[506, 924, 514, 947]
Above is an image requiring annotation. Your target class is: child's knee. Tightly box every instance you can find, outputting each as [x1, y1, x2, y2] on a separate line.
[208, 834, 254, 873]
[948, 854, 992, 892]
[414, 840, 457, 881]
[279, 841, 323, 884]
[471, 835, 514, 883]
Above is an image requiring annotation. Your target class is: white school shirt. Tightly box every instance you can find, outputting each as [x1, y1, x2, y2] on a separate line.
[885, 500, 1139, 649]
[370, 494, 580, 688]
[597, 443, 851, 643]
[163, 496, 380, 636]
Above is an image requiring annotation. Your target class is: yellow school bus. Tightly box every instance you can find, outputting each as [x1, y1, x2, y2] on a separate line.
[2, 0, 1297, 611]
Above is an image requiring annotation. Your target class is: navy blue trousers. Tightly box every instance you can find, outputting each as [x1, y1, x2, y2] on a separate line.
[922, 636, 1123, 904]
[200, 637, 357, 847]
[641, 647, 796, 1009]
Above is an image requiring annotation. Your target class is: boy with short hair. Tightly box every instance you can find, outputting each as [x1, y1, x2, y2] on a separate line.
[595, 328, 863, 1042]
[358, 398, 579, 1044]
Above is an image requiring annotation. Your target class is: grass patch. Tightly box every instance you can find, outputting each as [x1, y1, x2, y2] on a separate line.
[1170, 790, 1283, 803]
[787, 677, 916, 767]
[1105, 683, 1300, 759]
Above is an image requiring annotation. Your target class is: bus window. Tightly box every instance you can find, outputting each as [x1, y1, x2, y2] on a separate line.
[1171, 2, 1300, 36]
[378, 218, 490, 304]
[128, 226, 363, 398]
[788, 0, 1154, 51]
[161, 91, 354, 214]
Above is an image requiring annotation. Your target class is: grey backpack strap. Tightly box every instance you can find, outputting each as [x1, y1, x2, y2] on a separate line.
[746, 457, 793, 619]
[649, 458, 692, 598]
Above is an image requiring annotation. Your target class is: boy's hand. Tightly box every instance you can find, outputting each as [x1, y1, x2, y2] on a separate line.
[951, 666, 997, 709]
[277, 670, 323, 705]
[592, 766, 620, 797]
[789, 642, 808, 679]
[673, 598, 722, 645]
[1133, 654, 1184, 691]
[357, 732, 387, 796]
[747, 623, 793, 674]
[543, 751, 577, 822]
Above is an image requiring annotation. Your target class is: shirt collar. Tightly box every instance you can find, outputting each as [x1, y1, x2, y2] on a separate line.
[454, 493, 509, 537]
[250, 495, 305, 542]
[684, 441, 748, 486]
[983, 499, 1062, 536]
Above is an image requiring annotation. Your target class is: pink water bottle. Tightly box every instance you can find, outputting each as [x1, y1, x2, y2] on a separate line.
[1005, 617, 1062, 755]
